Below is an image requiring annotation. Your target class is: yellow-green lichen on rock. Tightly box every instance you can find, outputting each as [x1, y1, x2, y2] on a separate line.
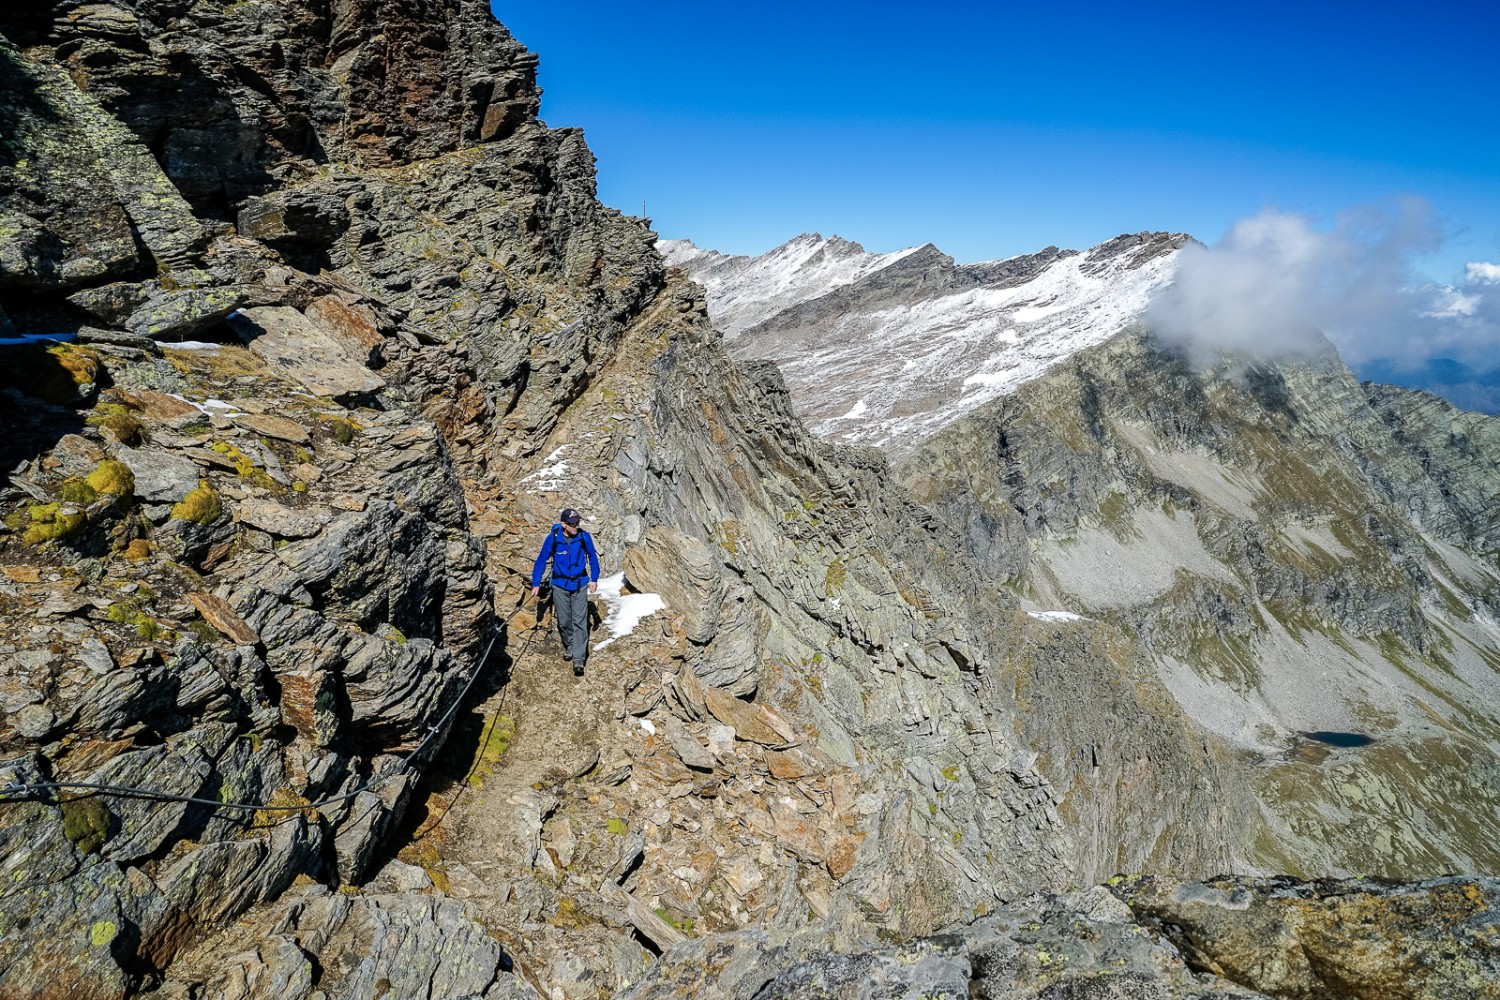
[86, 459, 135, 497]
[21, 502, 87, 545]
[0, 343, 103, 404]
[58, 477, 99, 504]
[86, 403, 144, 446]
[171, 480, 222, 524]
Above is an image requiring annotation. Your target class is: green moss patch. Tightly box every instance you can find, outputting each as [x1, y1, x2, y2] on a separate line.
[60, 797, 111, 855]
[170, 481, 222, 525]
[464, 712, 513, 788]
[20, 502, 86, 545]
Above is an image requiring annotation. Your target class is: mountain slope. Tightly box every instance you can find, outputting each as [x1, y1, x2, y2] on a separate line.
[0, 5, 1239, 996]
[663, 231, 1187, 452]
[899, 330, 1500, 875]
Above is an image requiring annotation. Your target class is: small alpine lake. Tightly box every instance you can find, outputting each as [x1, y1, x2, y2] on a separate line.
[1301, 731, 1375, 748]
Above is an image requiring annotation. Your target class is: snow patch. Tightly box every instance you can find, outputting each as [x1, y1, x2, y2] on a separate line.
[660, 234, 923, 334]
[594, 572, 667, 650]
[159, 340, 224, 351]
[164, 394, 242, 416]
[836, 399, 868, 420]
[1026, 610, 1088, 623]
[670, 232, 1186, 456]
[521, 447, 569, 492]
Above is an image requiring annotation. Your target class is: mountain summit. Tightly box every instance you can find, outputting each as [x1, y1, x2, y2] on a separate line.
[663, 231, 1189, 452]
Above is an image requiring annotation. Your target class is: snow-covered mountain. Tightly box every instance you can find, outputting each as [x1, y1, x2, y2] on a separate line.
[661, 231, 1190, 453]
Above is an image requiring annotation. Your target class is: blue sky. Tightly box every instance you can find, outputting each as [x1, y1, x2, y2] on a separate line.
[492, 1, 1498, 283]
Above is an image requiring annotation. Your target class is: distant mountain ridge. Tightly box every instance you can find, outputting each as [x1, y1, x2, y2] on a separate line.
[662, 231, 1190, 453]
[1357, 356, 1500, 415]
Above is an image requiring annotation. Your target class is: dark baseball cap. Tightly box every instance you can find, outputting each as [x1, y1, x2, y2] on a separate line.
[560, 508, 582, 525]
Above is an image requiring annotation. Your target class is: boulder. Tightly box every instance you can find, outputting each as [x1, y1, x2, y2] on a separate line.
[237, 191, 350, 248]
[75, 326, 163, 355]
[232, 413, 310, 444]
[306, 294, 387, 366]
[116, 448, 201, 503]
[229, 306, 384, 402]
[68, 283, 153, 326]
[124, 286, 247, 340]
[1119, 874, 1500, 999]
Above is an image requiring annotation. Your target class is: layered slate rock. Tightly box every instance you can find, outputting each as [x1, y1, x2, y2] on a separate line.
[141, 886, 541, 1000]
[620, 876, 1500, 999]
[1117, 875, 1500, 999]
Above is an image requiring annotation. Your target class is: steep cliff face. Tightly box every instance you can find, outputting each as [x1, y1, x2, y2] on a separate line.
[0, 2, 599, 996]
[900, 331, 1500, 876]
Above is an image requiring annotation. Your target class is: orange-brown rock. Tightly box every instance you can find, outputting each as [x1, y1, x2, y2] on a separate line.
[307, 295, 386, 367]
[233, 412, 310, 445]
[187, 592, 261, 646]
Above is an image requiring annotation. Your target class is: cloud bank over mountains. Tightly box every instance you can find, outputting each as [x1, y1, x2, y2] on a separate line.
[1146, 201, 1499, 377]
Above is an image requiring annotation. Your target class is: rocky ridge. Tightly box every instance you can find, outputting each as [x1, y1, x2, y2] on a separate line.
[661, 230, 1187, 453]
[0, 3, 1495, 999]
[672, 230, 1500, 881]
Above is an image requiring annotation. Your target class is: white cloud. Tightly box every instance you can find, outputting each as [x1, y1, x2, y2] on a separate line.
[1421, 288, 1480, 319]
[1466, 261, 1500, 284]
[1146, 201, 1499, 370]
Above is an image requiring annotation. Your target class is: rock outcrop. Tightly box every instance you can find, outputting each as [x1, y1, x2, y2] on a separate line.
[618, 875, 1500, 999]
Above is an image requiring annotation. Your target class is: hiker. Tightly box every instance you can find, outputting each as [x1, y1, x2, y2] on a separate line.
[530, 507, 600, 676]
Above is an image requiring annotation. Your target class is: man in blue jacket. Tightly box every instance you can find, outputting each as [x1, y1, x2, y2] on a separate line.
[530, 507, 601, 676]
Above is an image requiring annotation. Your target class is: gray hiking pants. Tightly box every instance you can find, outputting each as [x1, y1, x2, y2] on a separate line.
[552, 584, 590, 664]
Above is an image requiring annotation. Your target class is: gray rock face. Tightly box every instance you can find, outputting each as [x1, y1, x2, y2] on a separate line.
[1117, 874, 1500, 999]
[618, 884, 1276, 1000]
[116, 446, 202, 503]
[124, 285, 248, 340]
[142, 886, 540, 1000]
[620, 875, 1500, 999]
[0, 34, 206, 307]
[1363, 381, 1500, 552]
[229, 305, 386, 401]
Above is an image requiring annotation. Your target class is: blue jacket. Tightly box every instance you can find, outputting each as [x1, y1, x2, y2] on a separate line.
[532, 524, 600, 591]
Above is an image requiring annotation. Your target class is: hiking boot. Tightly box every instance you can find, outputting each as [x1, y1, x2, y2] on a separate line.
[562, 652, 573, 663]
[573, 662, 584, 677]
